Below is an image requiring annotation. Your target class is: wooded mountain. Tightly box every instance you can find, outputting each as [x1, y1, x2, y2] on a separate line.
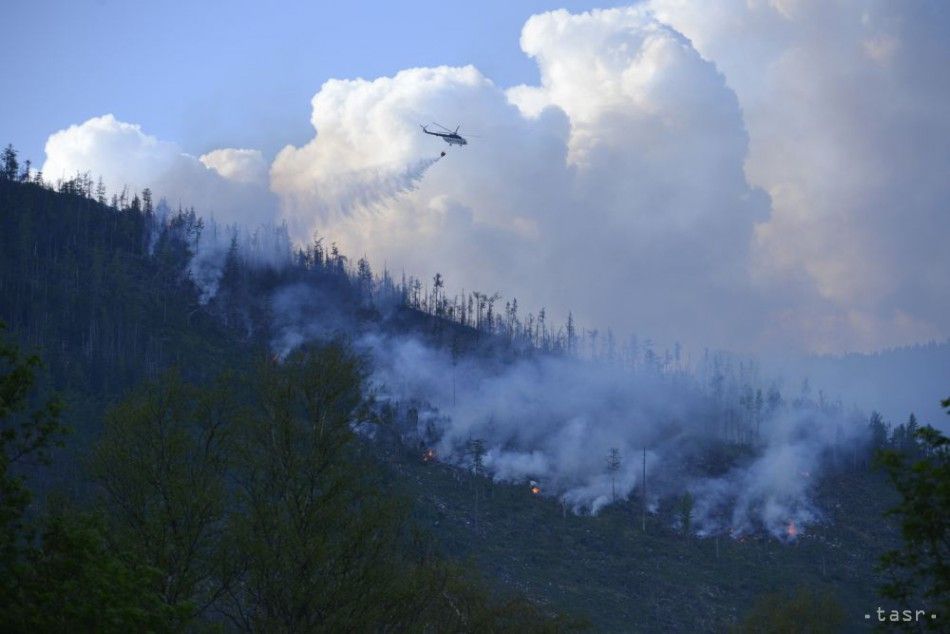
[0, 150, 942, 631]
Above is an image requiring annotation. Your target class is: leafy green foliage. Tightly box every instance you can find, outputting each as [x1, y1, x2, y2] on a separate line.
[876, 399, 950, 626]
[222, 344, 403, 630]
[0, 321, 65, 605]
[0, 327, 175, 632]
[90, 345, 577, 631]
[8, 512, 180, 633]
[90, 369, 233, 623]
[733, 586, 845, 633]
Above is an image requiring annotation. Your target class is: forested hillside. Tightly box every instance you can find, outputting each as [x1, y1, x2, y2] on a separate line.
[0, 152, 581, 631]
[0, 147, 944, 632]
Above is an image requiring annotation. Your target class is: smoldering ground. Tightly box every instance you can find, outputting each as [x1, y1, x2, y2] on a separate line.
[359, 331, 868, 539]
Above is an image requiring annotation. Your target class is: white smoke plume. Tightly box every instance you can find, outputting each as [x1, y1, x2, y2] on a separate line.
[347, 330, 867, 539]
[147, 197, 293, 302]
[276, 154, 443, 222]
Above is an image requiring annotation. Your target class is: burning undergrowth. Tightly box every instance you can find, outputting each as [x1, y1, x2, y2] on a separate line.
[357, 332, 869, 541]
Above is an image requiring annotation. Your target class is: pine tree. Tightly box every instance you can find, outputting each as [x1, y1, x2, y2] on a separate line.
[95, 177, 107, 205]
[677, 492, 694, 535]
[357, 256, 373, 302]
[606, 447, 621, 502]
[1, 145, 18, 180]
[566, 312, 576, 355]
[142, 188, 153, 215]
[469, 438, 487, 532]
[868, 411, 889, 452]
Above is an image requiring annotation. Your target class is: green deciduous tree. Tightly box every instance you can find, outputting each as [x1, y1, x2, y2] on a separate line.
[90, 369, 235, 624]
[222, 343, 413, 631]
[876, 398, 950, 627]
[10, 511, 179, 633]
[1, 325, 173, 632]
[0, 321, 64, 587]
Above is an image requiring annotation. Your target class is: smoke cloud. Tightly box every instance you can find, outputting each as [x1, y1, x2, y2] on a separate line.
[333, 327, 863, 539]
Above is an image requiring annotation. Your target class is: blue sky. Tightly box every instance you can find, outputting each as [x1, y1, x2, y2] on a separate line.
[5, 0, 621, 163]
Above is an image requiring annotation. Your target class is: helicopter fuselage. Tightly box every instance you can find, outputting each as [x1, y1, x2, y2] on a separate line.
[421, 126, 468, 146]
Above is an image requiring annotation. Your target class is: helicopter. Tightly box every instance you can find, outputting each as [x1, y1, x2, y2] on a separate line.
[421, 122, 468, 146]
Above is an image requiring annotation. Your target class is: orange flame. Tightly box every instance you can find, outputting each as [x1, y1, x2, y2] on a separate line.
[787, 521, 798, 538]
[422, 448, 436, 463]
[530, 486, 541, 495]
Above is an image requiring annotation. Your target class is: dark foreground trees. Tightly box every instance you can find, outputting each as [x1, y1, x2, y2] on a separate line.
[1, 324, 174, 632]
[876, 398, 950, 629]
[1, 328, 578, 631]
[219, 345, 407, 630]
[85, 341, 580, 632]
[90, 369, 233, 625]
